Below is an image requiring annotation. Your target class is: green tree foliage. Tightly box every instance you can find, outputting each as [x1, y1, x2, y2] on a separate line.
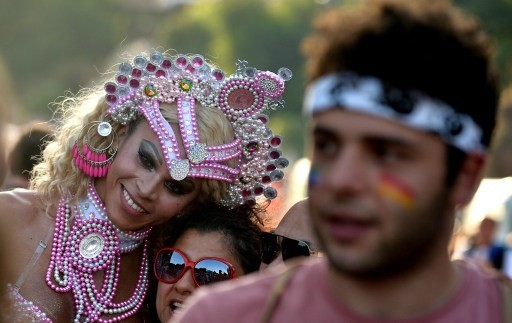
[154, 0, 325, 157]
[454, 0, 512, 177]
[0, 0, 119, 120]
[0, 0, 511, 160]
[454, 0, 512, 85]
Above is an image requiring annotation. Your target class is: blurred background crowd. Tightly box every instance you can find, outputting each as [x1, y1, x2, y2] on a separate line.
[1, 0, 512, 277]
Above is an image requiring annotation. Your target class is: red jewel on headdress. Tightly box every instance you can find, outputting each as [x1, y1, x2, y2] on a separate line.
[132, 69, 143, 78]
[161, 59, 172, 69]
[144, 84, 157, 97]
[270, 136, 281, 147]
[105, 82, 116, 94]
[106, 95, 117, 104]
[116, 74, 128, 84]
[146, 63, 157, 73]
[266, 163, 276, 171]
[228, 88, 255, 110]
[155, 69, 166, 78]
[253, 185, 264, 195]
[130, 79, 140, 88]
[257, 114, 269, 124]
[185, 64, 196, 74]
[212, 69, 225, 81]
[269, 150, 281, 159]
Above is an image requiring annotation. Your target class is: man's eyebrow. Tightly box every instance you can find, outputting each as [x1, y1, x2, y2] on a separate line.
[142, 139, 164, 165]
[364, 135, 416, 147]
[312, 125, 336, 137]
[314, 125, 417, 146]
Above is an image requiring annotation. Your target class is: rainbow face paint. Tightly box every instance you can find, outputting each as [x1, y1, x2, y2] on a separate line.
[308, 165, 321, 189]
[377, 173, 415, 209]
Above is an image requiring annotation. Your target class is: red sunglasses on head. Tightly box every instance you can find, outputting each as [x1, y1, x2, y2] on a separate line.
[154, 247, 236, 287]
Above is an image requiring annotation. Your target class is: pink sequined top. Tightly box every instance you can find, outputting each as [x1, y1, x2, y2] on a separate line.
[7, 284, 52, 322]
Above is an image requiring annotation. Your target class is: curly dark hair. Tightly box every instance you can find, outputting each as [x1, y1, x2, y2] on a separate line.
[301, 0, 499, 184]
[153, 203, 263, 274]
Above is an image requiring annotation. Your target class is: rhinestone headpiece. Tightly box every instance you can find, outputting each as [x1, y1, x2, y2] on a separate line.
[104, 51, 292, 207]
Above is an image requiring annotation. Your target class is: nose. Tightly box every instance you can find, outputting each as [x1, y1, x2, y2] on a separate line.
[136, 172, 161, 200]
[173, 268, 197, 296]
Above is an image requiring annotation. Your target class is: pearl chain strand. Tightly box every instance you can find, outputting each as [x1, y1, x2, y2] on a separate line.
[46, 182, 152, 322]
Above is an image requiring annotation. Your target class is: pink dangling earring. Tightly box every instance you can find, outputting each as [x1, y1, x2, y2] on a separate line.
[72, 120, 118, 177]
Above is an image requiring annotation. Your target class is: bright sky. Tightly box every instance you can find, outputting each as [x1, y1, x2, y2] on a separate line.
[463, 177, 512, 241]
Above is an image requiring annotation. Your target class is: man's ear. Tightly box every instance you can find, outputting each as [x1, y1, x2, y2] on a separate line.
[450, 152, 486, 207]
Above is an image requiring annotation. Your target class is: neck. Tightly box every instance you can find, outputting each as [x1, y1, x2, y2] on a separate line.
[328, 251, 461, 320]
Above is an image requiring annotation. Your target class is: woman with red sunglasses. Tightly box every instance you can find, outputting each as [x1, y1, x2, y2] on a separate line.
[144, 203, 263, 322]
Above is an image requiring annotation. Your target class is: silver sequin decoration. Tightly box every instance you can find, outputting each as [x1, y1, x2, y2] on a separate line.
[97, 122, 112, 137]
[79, 232, 105, 259]
[171, 159, 190, 181]
[188, 143, 209, 164]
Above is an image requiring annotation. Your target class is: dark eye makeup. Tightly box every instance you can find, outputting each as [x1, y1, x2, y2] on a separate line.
[138, 139, 196, 195]
[138, 146, 155, 170]
[165, 179, 195, 195]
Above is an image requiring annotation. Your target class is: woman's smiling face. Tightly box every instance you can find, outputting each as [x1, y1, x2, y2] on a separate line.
[155, 229, 244, 322]
[95, 119, 202, 231]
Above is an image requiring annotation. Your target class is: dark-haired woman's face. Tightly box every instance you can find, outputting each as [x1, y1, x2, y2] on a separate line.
[155, 229, 244, 322]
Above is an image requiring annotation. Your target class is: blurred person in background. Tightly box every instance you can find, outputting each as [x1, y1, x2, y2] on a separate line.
[485, 87, 512, 178]
[2, 120, 54, 190]
[172, 1, 512, 322]
[145, 203, 262, 322]
[260, 198, 321, 270]
[463, 217, 501, 269]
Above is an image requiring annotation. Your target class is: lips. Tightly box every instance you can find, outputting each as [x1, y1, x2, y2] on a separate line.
[122, 187, 147, 214]
[324, 211, 375, 242]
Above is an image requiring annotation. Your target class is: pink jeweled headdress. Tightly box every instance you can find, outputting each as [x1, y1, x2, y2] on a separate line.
[104, 51, 292, 207]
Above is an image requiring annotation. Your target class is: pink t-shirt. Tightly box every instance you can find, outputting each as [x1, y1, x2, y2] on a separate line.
[172, 258, 506, 323]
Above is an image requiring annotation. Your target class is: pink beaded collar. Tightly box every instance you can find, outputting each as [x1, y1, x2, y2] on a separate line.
[46, 181, 152, 321]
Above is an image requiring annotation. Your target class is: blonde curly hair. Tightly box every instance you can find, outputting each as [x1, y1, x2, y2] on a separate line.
[31, 75, 236, 216]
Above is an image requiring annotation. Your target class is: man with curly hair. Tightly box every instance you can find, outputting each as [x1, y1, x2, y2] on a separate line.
[173, 1, 512, 322]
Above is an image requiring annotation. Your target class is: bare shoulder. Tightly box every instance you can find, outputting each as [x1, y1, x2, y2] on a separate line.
[0, 189, 43, 225]
[0, 189, 51, 282]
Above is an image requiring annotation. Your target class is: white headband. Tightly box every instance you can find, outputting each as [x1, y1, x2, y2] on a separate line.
[303, 73, 485, 153]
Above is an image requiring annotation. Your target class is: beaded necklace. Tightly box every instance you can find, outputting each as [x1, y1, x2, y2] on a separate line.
[46, 181, 152, 322]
